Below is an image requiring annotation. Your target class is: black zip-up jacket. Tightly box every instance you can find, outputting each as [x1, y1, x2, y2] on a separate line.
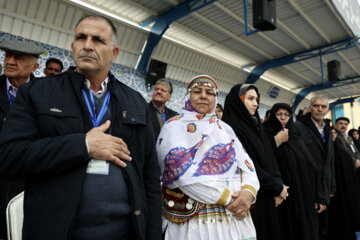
[0, 73, 35, 239]
[0, 68, 161, 240]
[295, 113, 335, 205]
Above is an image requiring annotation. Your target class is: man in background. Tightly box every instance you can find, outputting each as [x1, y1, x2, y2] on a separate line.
[0, 39, 44, 239]
[44, 57, 63, 77]
[148, 78, 177, 140]
[328, 117, 360, 239]
[295, 95, 335, 240]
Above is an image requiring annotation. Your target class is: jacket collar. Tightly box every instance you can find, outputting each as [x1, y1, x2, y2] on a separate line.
[67, 66, 117, 89]
[300, 112, 331, 146]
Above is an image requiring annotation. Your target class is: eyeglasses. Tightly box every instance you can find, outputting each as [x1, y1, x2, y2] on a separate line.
[275, 112, 290, 117]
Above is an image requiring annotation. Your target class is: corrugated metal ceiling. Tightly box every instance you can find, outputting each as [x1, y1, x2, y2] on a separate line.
[0, 0, 359, 108]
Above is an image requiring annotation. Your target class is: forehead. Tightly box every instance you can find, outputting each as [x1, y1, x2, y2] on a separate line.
[312, 97, 328, 105]
[75, 18, 112, 37]
[192, 85, 213, 91]
[47, 62, 61, 68]
[336, 120, 348, 124]
[245, 89, 257, 96]
[276, 108, 289, 113]
[5, 52, 34, 60]
[155, 82, 169, 90]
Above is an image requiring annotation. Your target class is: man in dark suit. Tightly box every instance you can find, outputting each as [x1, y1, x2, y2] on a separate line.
[334, 117, 360, 168]
[0, 15, 161, 240]
[295, 95, 335, 240]
[328, 117, 360, 239]
[0, 39, 45, 239]
[148, 78, 177, 140]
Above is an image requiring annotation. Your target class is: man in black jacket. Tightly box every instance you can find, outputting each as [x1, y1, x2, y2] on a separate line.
[0, 39, 45, 239]
[327, 117, 360, 239]
[0, 15, 161, 240]
[295, 95, 335, 240]
[148, 78, 177, 140]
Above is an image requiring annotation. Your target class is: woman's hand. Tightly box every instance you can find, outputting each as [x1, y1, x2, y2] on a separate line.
[274, 196, 283, 207]
[279, 185, 289, 200]
[227, 190, 254, 220]
[274, 129, 289, 147]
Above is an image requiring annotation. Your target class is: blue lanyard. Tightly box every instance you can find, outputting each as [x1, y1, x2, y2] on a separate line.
[81, 89, 111, 127]
[320, 131, 325, 143]
[6, 89, 14, 106]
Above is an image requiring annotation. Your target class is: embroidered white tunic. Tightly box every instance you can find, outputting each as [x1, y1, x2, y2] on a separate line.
[157, 94, 260, 240]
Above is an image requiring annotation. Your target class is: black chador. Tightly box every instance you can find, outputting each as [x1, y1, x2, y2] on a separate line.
[223, 84, 283, 240]
[263, 103, 319, 240]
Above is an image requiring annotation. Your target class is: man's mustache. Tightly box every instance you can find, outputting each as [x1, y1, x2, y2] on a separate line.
[78, 52, 98, 60]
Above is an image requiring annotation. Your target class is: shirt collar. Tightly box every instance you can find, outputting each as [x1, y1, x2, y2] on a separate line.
[152, 101, 165, 113]
[84, 77, 109, 95]
[6, 77, 30, 96]
[311, 118, 325, 132]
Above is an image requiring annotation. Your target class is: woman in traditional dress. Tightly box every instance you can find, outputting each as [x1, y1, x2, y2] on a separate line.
[157, 75, 259, 240]
[263, 103, 319, 240]
[222, 84, 288, 240]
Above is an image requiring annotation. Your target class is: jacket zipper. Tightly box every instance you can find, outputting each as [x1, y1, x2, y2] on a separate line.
[66, 82, 92, 239]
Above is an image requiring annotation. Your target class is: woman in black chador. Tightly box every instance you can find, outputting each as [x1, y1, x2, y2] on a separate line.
[263, 103, 319, 240]
[222, 84, 288, 240]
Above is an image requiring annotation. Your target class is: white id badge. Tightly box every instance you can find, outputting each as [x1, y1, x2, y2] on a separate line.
[86, 160, 109, 175]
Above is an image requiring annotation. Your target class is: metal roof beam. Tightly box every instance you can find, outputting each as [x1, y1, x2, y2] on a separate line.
[292, 75, 360, 111]
[245, 37, 358, 84]
[329, 96, 360, 109]
[214, 2, 289, 54]
[288, 0, 360, 75]
[136, 0, 216, 73]
[191, 11, 272, 59]
[212, 2, 322, 81]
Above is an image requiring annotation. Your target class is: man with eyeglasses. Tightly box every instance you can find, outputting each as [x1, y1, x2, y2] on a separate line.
[295, 95, 335, 240]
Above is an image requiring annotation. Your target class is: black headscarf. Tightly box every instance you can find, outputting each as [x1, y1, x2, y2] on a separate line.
[222, 84, 283, 196]
[263, 103, 317, 169]
[263, 103, 294, 135]
[348, 129, 360, 151]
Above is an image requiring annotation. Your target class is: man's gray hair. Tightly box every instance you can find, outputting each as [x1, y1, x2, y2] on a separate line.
[155, 78, 173, 94]
[76, 14, 118, 46]
[309, 95, 329, 106]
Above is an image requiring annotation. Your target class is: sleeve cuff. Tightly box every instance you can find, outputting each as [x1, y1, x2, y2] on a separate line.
[241, 185, 257, 203]
[216, 187, 232, 206]
[85, 136, 90, 154]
